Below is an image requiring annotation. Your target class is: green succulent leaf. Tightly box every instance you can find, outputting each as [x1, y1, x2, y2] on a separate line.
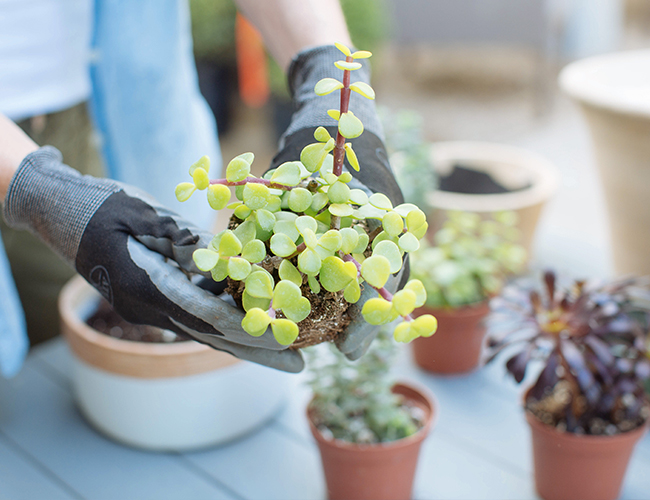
[298, 248, 322, 276]
[270, 161, 302, 186]
[228, 257, 252, 281]
[337, 227, 358, 254]
[314, 78, 344, 96]
[295, 215, 318, 235]
[352, 231, 370, 254]
[273, 220, 300, 243]
[412, 314, 438, 338]
[398, 232, 420, 252]
[327, 181, 351, 204]
[392, 289, 417, 316]
[393, 321, 413, 343]
[335, 42, 352, 56]
[175, 182, 196, 202]
[288, 188, 313, 213]
[233, 220, 256, 248]
[368, 193, 393, 211]
[349, 81, 375, 100]
[207, 184, 230, 210]
[393, 203, 421, 217]
[406, 208, 426, 231]
[255, 209, 276, 232]
[226, 157, 251, 183]
[242, 308, 271, 336]
[338, 111, 364, 139]
[327, 109, 341, 121]
[351, 50, 372, 59]
[270, 233, 297, 257]
[353, 203, 386, 220]
[343, 279, 361, 303]
[344, 143, 360, 172]
[310, 192, 329, 212]
[245, 271, 274, 299]
[211, 258, 229, 282]
[361, 255, 391, 288]
[320, 256, 357, 292]
[219, 230, 242, 257]
[318, 230, 343, 253]
[234, 204, 252, 220]
[329, 203, 354, 217]
[410, 221, 428, 240]
[192, 167, 210, 190]
[308, 275, 321, 293]
[272, 280, 302, 310]
[241, 239, 266, 263]
[404, 279, 427, 308]
[243, 183, 270, 211]
[283, 296, 311, 323]
[334, 60, 362, 71]
[189, 155, 210, 176]
[382, 211, 404, 237]
[279, 259, 303, 286]
[242, 292, 271, 312]
[373, 240, 403, 274]
[314, 126, 332, 143]
[271, 319, 299, 346]
[362, 297, 398, 325]
[300, 142, 330, 172]
[193, 248, 220, 272]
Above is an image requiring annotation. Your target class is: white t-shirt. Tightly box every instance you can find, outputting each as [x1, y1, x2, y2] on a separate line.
[0, 0, 93, 121]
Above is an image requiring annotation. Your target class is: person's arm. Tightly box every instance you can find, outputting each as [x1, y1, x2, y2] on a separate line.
[0, 114, 38, 201]
[234, 0, 351, 70]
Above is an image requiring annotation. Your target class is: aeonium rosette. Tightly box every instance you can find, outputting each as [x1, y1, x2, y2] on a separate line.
[175, 43, 437, 347]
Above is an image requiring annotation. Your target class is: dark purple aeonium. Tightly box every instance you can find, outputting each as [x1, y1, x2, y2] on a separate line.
[487, 270, 650, 435]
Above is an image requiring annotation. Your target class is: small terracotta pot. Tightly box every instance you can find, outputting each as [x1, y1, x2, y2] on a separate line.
[411, 302, 490, 374]
[526, 410, 648, 500]
[308, 383, 435, 500]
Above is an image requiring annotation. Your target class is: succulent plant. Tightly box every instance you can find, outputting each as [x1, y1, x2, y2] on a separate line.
[305, 327, 422, 443]
[487, 271, 650, 435]
[175, 44, 437, 347]
[410, 211, 526, 309]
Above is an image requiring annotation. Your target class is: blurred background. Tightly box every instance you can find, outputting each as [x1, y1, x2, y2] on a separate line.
[192, 0, 650, 281]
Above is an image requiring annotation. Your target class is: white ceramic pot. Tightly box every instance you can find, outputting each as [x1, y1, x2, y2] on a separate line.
[427, 141, 559, 255]
[59, 276, 293, 451]
[560, 49, 650, 275]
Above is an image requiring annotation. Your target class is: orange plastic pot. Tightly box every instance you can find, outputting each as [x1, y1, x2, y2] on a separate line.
[411, 302, 490, 374]
[308, 383, 436, 500]
[526, 410, 648, 500]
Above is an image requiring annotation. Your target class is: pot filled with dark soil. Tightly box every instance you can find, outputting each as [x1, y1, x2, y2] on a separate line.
[59, 275, 293, 451]
[427, 141, 559, 256]
[524, 386, 649, 500]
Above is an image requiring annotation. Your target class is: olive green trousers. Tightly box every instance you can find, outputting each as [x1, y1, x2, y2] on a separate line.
[1, 103, 104, 345]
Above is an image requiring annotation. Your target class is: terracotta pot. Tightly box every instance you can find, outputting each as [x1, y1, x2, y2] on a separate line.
[411, 302, 490, 374]
[308, 383, 436, 500]
[560, 49, 650, 275]
[526, 408, 648, 500]
[59, 276, 293, 451]
[427, 141, 559, 258]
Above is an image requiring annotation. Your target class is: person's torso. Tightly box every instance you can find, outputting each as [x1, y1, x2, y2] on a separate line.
[0, 0, 93, 120]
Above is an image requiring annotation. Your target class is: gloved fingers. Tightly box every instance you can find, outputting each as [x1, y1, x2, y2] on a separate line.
[127, 237, 286, 350]
[343, 326, 379, 361]
[168, 319, 305, 373]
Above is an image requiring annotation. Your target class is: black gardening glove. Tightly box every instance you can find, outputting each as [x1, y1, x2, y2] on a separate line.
[271, 45, 409, 360]
[3, 147, 304, 372]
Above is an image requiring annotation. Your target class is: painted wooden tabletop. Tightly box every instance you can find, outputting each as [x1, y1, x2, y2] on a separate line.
[1, 338, 649, 500]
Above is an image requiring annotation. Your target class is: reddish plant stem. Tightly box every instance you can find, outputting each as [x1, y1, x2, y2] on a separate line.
[267, 308, 277, 319]
[210, 177, 294, 190]
[288, 242, 307, 259]
[332, 57, 352, 178]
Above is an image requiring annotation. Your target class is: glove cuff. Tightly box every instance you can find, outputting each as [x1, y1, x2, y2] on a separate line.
[3, 146, 120, 264]
[281, 44, 383, 147]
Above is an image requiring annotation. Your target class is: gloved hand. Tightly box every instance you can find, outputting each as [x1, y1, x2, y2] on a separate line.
[3, 147, 304, 372]
[271, 45, 408, 360]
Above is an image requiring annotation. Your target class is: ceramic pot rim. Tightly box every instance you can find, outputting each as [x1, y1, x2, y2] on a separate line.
[414, 301, 490, 319]
[427, 141, 559, 212]
[307, 382, 437, 452]
[559, 48, 650, 119]
[59, 276, 239, 378]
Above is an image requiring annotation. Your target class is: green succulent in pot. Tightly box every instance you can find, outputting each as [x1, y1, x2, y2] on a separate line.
[408, 210, 526, 374]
